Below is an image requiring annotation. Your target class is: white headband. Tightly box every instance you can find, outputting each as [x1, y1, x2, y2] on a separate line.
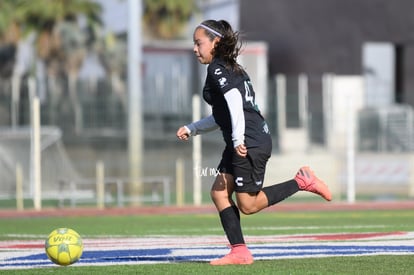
[198, 23, 223, 38]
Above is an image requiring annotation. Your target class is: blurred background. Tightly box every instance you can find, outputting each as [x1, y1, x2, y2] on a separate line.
[1, 0, 414, 210]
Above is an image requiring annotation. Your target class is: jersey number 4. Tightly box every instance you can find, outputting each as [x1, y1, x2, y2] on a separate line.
[244, 80, 259, 112]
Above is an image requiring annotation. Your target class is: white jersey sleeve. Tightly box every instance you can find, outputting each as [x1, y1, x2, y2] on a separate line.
[224, 88, 245, 147]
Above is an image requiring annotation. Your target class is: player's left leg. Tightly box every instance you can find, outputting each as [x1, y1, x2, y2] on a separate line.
[235, 190, 268, 214]
[231, 146, 273, 215]
[236, 168, 331, 215]
[236, 179, 300, 214]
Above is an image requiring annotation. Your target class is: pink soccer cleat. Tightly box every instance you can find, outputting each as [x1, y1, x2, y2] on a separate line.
[295, 166, 332, 201]
[210, 244, 254, 266]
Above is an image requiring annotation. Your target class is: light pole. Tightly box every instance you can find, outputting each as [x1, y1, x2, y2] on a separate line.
[128, 0, 143, 203]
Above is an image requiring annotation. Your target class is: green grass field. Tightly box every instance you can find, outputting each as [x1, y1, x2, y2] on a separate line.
[1, 207, 414, 274]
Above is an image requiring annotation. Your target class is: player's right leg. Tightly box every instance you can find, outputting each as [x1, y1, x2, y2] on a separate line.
[210, 244, 253, 265]
[210, 173, 253, 265]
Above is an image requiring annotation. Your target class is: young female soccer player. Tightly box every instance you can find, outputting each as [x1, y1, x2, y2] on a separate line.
[176, 19, 332, 265]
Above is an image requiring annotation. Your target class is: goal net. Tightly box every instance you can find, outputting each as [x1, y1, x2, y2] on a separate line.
[0, 126, 80, 199]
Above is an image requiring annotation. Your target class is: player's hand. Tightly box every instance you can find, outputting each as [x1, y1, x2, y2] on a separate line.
[176, 126, 190, 141]
[235, 144, 247, 158]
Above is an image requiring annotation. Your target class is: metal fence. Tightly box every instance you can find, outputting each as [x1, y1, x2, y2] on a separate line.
[1, 68, 414, 206]
[1, 72, 413, 159]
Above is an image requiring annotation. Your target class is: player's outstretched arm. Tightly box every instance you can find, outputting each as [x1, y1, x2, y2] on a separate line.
[177, 126, 190, 141]
[177, 115, 219, 141]
[184, 115, 219, 136]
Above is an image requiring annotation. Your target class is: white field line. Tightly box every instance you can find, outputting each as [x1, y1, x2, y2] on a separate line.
[0, 232, 414, 270]
[1, 224, 391, 239]
[1, 232, 414, 251]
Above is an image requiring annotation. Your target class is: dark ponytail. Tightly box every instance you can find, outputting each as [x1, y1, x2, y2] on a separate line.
[197, 20, 243, 73]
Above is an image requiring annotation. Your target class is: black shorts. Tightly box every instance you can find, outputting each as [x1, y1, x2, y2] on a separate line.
[217, 144, 271, 193]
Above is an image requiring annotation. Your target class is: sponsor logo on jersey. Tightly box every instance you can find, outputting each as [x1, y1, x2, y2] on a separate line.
[262, 122, 270, 134]
[218, 77, 227, 88]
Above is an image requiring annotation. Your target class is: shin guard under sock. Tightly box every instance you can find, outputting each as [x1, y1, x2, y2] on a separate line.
[219, 205, 244, 245]
[262, 179, 299, 206]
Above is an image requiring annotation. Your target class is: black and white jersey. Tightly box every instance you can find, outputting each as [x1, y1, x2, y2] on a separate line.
[203, 57, 271, 148]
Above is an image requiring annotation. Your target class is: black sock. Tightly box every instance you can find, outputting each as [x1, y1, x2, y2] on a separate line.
[262, 179, 299, 206]
[219, 205, 244, 245]
[232, 204, 240, 221]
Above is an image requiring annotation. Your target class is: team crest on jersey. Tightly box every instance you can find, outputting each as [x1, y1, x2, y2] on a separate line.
[218, 77, 227, 88]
